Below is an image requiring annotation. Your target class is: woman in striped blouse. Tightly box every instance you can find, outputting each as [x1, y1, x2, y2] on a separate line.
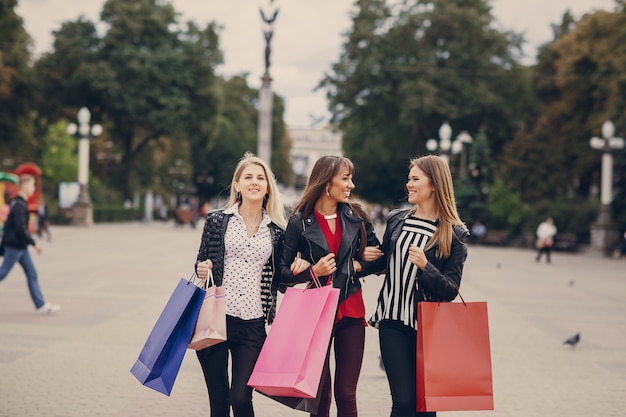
[369, 155, 469, 417]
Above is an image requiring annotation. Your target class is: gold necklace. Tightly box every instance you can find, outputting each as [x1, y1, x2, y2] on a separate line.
[241, 212, 262, 233]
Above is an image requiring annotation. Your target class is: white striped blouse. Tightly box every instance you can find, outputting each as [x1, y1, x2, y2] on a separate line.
[369, 216, 437, 330]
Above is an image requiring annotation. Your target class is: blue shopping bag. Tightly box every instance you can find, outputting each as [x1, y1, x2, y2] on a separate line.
[130, 278, 205, 395]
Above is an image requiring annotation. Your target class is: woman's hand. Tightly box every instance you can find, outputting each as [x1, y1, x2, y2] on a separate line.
[313, 253, 336, 277]
[290, 258, 311, 275]
[408, 245, 428, 270]
[361, 245, 383, 262]
[196, 259, 213, 279]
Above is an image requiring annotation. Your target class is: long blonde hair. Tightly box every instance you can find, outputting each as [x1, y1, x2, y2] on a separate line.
[226, 152, 287, 230]
[410, 155, 466, 258]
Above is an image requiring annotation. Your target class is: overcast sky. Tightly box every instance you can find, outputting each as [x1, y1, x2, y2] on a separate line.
[16, 0, 617, 127]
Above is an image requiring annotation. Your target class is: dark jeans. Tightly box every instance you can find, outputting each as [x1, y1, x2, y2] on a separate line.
[379, 320, 436, 417]
[0, 246, 46, 308]
[313, 317, 365, 417]
[196, 315, 266, 417]
[536, 245, 552, 263]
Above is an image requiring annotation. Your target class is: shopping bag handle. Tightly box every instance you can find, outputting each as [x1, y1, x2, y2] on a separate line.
[456, 289, 467, 306]
[449, 281, 466, 306]
[191, 269, 215, 290]
[306, 268, 322, 289]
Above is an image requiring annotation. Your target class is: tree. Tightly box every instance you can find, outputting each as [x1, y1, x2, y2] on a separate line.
[191, 74, 291, 201]
[35, 0, 224, 199]
[499, 4, 626, 234]
[319, 0, 533, 204]
[0, 0, 37, 158]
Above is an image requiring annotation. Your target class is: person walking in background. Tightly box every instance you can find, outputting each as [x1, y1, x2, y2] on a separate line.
[535, 217, 557, 264]
[193, 152, 288, 417]
[369, 155, 469, 417]
[614, 232, 626, 259]
[0, 175, 60, 314]
[278, 155, 383, 417]
[37, 200, 51, 241]
[470, 219, 486, 244]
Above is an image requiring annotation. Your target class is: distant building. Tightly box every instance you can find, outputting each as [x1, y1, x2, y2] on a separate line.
[288, 125, 343, 190]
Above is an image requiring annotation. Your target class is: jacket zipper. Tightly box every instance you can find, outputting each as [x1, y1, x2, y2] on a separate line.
[266, 227, 278, 323]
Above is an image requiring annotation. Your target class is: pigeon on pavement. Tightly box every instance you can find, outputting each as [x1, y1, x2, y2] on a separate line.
[564, 332, 580, 347]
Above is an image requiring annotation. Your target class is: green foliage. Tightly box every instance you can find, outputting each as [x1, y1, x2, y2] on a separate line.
[527, 197, 598, 242]
[0, 0, 38, 156]
[93, 206, 140, 222]
[40, 121, 79, 186]
[497, 5, 626, 235]
[486, 179, 530, 233]
[34, 0, 224, 199]
[192, 75, 258, 199]
[191, 75, 290, 201]
[320, 0, 534, 205]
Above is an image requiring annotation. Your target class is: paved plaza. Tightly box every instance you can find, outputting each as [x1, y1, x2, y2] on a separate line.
[1, 221, 625, 417]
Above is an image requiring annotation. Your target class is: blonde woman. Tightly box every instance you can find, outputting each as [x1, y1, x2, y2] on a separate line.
[194, 152, 287, 417]
[369, 155, 469, 417]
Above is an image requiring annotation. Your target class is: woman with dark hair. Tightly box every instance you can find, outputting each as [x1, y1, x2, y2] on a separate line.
[194, 152, 288, 417]
[279, 155, 382, 417]
[369, 155, 469, 417]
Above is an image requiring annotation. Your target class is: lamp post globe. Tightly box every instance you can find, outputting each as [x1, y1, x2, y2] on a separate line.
[426, 139, 438, 152]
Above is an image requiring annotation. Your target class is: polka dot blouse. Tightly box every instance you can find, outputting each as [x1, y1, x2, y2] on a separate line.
[222, 205, 272, 320]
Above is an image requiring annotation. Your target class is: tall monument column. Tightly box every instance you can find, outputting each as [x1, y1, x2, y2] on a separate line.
[258, 1, 279, 165]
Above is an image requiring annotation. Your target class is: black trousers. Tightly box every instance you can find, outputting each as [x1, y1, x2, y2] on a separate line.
[313, 317, 365, 417]
[379, 319, 436, 417]
[536, 245, 552, 263]
[196, 315, 266, 417]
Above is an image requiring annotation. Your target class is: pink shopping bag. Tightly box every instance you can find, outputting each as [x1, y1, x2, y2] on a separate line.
[188, 271, 226, 350]
[248, 273, 339, 398]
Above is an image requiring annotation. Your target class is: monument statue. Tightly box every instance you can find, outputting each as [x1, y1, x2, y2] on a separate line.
[259, 7, 279, 73]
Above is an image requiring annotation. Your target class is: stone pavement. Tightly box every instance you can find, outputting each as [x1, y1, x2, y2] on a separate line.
[1, 221, 625, 417]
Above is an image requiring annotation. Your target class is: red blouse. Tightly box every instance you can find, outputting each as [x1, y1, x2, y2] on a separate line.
[314, 210, 366, 323]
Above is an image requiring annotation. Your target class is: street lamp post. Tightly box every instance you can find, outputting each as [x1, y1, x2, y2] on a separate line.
[426, 122, 453, 163]
[452, 131, 473, 178]
[589, 120, 625, 254]
[426, 123, 472, 178]
[67, 107, 102, 226]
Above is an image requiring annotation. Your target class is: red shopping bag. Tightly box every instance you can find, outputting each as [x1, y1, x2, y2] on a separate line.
[248, 272, 339, 398]
[188, 271, 226, 350]
[416, 301, 494, 412]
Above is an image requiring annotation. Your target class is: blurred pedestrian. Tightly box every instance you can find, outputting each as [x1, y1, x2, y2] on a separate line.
[278, 155, 383, 417]
[0, 175, 60, 314]
[613, 232, 626, 260]
[193, 152, 288, 417]
[535, 217, 557, 264]
[369, 155, 469, 417]
[37, 200, 51, 241]
[470, 219, 486, 244]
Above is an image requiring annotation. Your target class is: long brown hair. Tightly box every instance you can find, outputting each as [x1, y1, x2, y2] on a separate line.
[294, 155, 370, 256]
[410, 155, 466, 258]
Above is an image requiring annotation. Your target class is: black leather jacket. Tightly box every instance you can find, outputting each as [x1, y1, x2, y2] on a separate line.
[371, 208, 469, 302]
[195, 208, 285, 324]
[1, 196, 36, 250]
[278, 203, 381, 303]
